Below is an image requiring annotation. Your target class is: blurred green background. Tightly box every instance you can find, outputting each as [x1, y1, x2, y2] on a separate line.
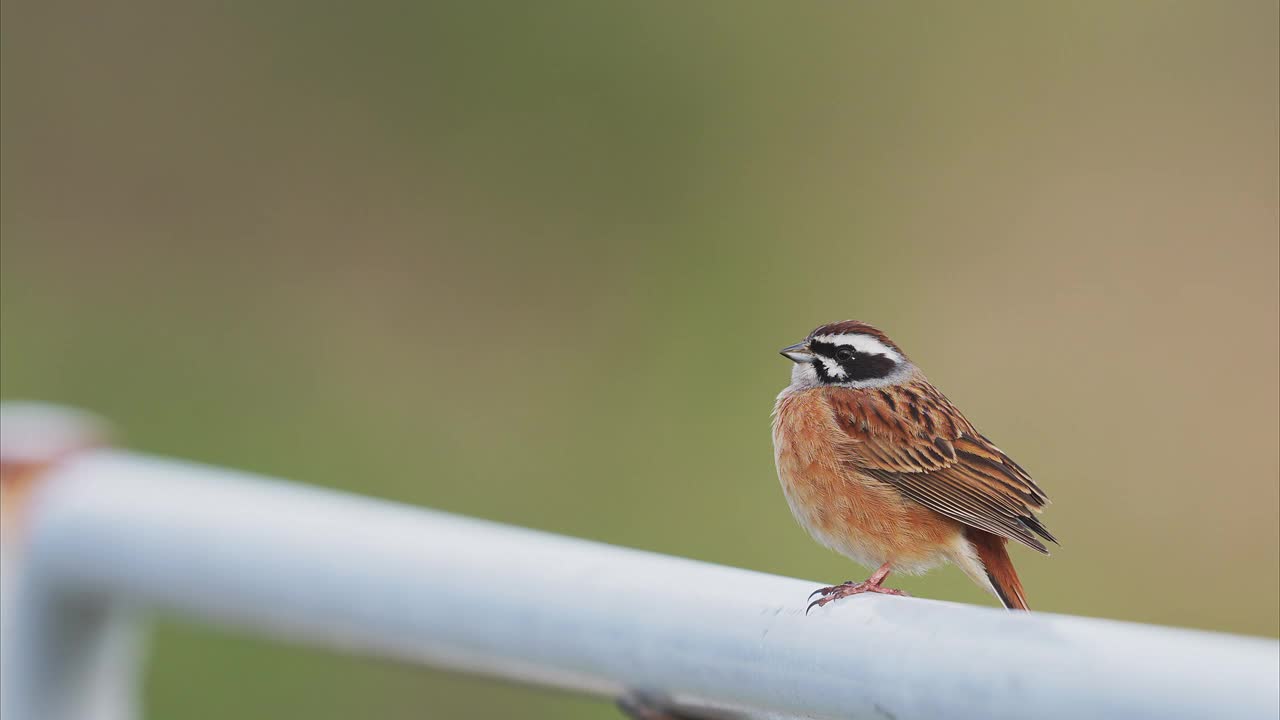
[2, 1, 1277, 718]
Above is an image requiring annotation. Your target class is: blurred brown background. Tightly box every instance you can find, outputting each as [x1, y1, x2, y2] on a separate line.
[2, 1, 1277, 718]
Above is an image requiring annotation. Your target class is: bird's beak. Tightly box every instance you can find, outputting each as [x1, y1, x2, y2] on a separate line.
[780, 341, 814, 363]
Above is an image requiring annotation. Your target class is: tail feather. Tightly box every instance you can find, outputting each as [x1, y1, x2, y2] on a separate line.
[964, 527, 1029, 610]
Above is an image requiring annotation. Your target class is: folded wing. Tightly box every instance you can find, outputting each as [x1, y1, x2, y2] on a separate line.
[825, 383, 1056, 553]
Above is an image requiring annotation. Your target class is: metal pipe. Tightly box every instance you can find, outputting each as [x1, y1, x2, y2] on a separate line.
[6, 449, 1278, 720]
[1, 403, 140, 720]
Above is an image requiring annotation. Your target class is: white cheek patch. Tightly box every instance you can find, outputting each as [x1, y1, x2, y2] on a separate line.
[811, 333, 905, 364]
[819, 356, 847, 378]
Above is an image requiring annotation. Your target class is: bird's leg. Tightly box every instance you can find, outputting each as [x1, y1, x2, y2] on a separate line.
[806, 562, 908, 614]
[865, 562, 893, 586]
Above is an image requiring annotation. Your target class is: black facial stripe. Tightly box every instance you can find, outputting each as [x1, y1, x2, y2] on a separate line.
[808, 340, 841, 356]
[811, 351, 836, 382]
[843, 354, 896, 381]
[808, 339, 898, 383]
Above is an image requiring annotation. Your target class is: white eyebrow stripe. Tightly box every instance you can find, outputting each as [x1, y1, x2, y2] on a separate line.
[812, 334, 904, 362]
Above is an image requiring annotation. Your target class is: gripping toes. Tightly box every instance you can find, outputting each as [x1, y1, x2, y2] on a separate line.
[805, 581, 908, 614]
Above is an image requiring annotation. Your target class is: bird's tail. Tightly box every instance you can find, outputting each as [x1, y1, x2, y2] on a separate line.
[964, 527, 1029, 610]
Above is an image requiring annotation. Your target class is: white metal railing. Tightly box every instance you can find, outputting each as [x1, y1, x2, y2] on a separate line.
[0, 405, 1277, 720]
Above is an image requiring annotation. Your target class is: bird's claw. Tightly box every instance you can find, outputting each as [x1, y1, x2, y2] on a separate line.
[804, 580, 908, 615]
[807, 582, 851, 601]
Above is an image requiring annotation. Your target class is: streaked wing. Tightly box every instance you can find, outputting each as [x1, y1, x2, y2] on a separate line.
[825, 382, 1056, 553]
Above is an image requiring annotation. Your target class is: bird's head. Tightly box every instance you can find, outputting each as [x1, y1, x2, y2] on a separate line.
[780, 320, 912, 389]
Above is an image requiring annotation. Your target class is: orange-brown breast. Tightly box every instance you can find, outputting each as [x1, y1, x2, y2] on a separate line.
[772, 387, 964, 573]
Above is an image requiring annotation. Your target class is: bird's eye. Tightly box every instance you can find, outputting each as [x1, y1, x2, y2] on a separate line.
[835, 347, 856, 362]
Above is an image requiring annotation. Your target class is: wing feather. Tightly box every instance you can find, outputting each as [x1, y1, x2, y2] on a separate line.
[826, 382, 1056, 553]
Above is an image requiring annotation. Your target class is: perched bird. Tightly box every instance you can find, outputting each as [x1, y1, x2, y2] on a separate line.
[771, 320, 1054, 611]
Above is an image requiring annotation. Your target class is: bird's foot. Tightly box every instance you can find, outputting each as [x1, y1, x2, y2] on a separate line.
[806, 580, 908, 614]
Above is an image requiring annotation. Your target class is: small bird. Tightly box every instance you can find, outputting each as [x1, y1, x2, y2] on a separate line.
[771, 320, 1054, 611]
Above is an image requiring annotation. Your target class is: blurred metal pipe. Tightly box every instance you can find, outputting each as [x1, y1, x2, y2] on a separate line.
[5, 448, 1278, 720]
[1, 404, 140, 720]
